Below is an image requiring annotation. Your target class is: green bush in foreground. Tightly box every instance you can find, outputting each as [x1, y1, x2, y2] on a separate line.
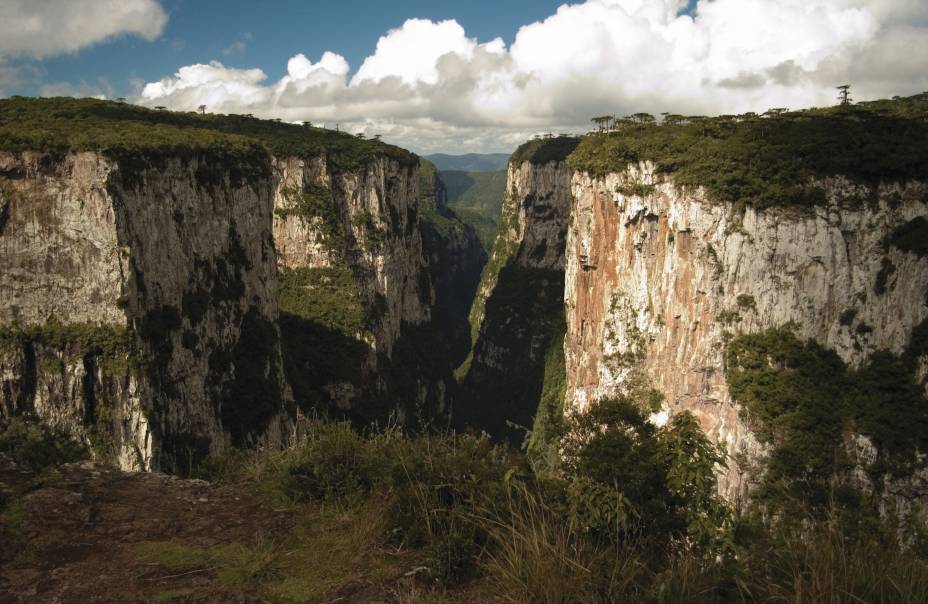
[195, 412, 928, 602]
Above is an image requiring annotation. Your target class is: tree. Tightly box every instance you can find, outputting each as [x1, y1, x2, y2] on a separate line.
[837, 84, 852, 106]
[115, 97, 126, 104]
[155, 106, 166, 111]
[628, 112, 656, 124]
[197, 104, 206, 114]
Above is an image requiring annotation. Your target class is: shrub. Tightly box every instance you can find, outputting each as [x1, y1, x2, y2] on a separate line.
[726, 326, 928, 508]
[839, 308, 857, 326]
[890, 217, 928, 258]
[0, 96, 417, 173]
[560, 397, 729, 549]
[0, 417, 86, 471]
[510, 136, 581, 166]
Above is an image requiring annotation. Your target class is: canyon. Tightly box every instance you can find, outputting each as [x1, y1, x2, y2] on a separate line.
[3, 94, 928, 510]
[0, 99, 485, 472]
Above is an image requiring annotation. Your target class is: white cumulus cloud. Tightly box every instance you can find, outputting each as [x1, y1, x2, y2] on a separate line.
[138, 1, 928, 153]
[0, 0, 167, 59]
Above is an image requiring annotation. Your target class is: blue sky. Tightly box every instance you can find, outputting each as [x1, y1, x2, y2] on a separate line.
[23, 0, 571, 98]
[1, 1, 925, 153]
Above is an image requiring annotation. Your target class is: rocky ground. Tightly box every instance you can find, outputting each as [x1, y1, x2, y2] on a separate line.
[0, 457, 490, 603]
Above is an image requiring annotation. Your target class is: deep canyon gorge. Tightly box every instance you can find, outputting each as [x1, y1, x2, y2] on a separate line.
[3, 93, 928, 602]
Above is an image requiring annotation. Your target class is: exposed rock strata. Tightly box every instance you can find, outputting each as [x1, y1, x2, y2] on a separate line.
[272, 155, 444, 417]
[0, 150, 289, 471]
[564, 162, 928, 498]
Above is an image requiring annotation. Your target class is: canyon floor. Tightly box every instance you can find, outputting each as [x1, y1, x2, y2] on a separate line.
[0, 458, 491, 603]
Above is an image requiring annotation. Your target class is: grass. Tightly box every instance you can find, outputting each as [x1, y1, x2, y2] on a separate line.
[568, 92, 928, 210]
[174, 413, 928, 603]
[136, 537, 280, 590]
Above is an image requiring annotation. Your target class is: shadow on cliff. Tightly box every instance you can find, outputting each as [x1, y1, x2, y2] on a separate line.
[279, 312, 367, 415]
[455, 264, 566, 444]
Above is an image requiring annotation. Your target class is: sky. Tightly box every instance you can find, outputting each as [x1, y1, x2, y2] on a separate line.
[1, 0, 926, 154]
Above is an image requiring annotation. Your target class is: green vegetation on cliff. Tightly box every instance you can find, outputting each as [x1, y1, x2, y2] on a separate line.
[275, 184, 342, 243]
[726, 324, 928, 506]
[278, 263, 367, 410]
[511, 136, 582, 166]
[568, 92, 928, 209]
[890, 216, 928, 258]
[418, 159, 487, 368]
[0, 417, 86, 471]
[0, 96, 416, 172]
[0, 320, 132, 359]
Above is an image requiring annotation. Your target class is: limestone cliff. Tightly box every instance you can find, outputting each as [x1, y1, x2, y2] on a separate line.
[272, 153, 437, 417]
[456, 147, 575, 440]
[0, 97, 491, 471]
[0, 149, 289, 472]
[564, 164, 928, 498]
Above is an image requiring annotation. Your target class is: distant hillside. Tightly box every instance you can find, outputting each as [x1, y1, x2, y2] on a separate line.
[439, 170, 507, 250]
[426, 153, 510, 172]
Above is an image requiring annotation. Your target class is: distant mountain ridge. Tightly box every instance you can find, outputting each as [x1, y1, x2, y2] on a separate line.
[425, 153, 510, 172]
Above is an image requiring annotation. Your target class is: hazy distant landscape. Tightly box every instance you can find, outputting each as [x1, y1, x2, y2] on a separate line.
[424, 154, 509, 251]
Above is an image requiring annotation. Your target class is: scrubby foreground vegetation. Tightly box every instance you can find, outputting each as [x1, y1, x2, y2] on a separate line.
[5, 389, 928, 602]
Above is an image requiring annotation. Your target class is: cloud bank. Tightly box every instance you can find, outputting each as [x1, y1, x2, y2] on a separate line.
[0, 0, 167, 59]
[131, 0, 928, 152]
[0, 0, 168, 97]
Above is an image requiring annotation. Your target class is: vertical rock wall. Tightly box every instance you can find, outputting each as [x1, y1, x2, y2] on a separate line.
[272, 154, 442, 419]
[0, 150, 290, 472]
[457, 160, 572, 439]
[564, 162, 928, 497]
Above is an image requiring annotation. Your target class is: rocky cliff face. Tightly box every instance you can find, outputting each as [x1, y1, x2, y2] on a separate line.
[0, 150, 289, 472]
[273, 155, 430, 350]
[272, 154, 446, 419]
[456, 159, 572, 439]
[564, 162, 928, 498]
